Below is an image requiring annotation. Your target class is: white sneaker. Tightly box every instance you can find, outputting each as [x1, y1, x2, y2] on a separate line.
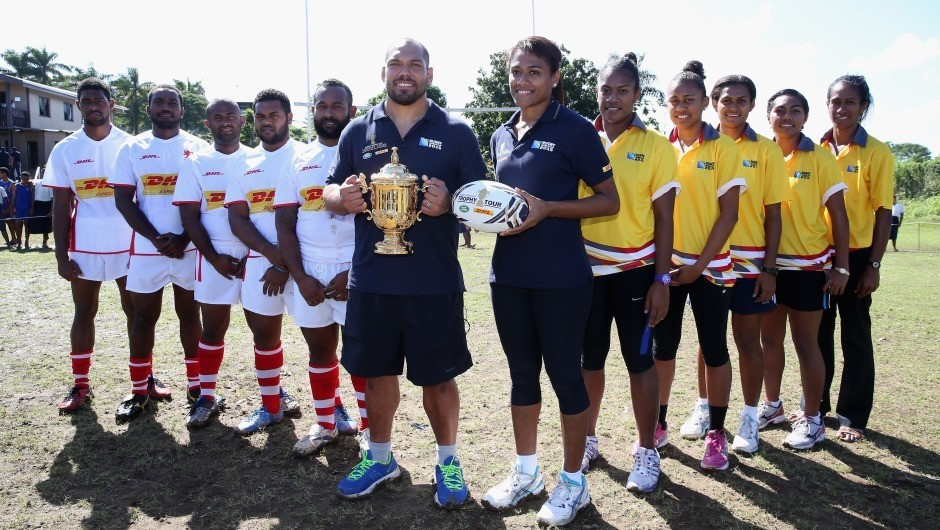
[784, 415, 826, 450]
[536, 474, 590, 526]
[292, 424, 337, 456]
[680, 403, 710, 439]
[731, 413, 760, 453]
[626, 446, 660, 493]
[580, 435, 599, 472]
[757, 400, 786, 429]
[356, 428, 371, 453]
[482, 463, 544, 510]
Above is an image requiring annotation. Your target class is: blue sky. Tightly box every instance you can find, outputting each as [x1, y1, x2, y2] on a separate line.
[6, 0, 939, 153]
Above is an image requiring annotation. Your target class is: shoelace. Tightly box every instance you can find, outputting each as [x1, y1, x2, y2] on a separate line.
[347, 457, 378, 480]
[439, 462, 464, 491]
[706, 434, 724, 455]
[740, 416, 755, 437]
[549, 482, 575, 506]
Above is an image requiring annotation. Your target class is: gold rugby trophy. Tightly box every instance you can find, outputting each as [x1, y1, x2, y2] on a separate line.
[357, 147, 429, 254]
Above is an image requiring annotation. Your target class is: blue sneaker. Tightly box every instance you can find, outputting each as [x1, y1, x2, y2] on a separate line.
[235, 405, 284, 435]
[334, 404, 358, 435]
[434, 455, 469, 509]
[336, 450, 401, 499]
[279, 388, 301, 418]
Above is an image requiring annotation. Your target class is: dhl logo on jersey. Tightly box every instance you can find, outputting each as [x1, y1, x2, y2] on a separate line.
[141, 174, 179, 196]
[74, 177, 114, 199]
[248, 188, 276, 215]
[203, 190, 226, 211]
[300, 186, 325, 211]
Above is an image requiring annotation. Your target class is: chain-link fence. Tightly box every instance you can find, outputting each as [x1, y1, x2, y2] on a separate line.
[895, 222, 940, 252]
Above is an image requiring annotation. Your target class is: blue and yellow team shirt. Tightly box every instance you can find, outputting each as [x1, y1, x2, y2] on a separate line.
[669, 123, 746, 286]
[720, 124, 789, 278]
[581, 114, 680, 276]
[819, 126, 895, 250]
[778, 135, 847, 270]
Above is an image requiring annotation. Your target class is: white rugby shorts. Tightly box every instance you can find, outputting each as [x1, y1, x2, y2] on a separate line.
[292, 260, 349, 328]
[71, 251, 130, 282]
[195, 244, 250, 305]
[241, 255, 293, 317]
[126, 251, 197, 294]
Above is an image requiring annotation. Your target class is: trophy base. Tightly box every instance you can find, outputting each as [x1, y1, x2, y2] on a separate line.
[373, 232, 413, 255]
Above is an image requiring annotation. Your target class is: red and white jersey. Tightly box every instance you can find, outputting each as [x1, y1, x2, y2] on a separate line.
[274, 142, 354, 263]
[43, 125, 133, 254]
[225, 140, 307, 257]
[173, 145, 250, 246]
[109, 130, 210, 255]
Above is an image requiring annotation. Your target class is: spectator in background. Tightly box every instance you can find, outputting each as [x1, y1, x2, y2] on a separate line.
[11, 170, 34, 249]
[11, 147, 22, 179]
[0, 167, 12, 248]
[890, 196, 904, 252]
[30, 168, 53, 249]
[457, 222, 473, 248]
[0, 146, 10, 178]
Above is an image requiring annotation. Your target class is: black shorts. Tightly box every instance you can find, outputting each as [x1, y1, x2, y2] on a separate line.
[582, 266, 655, 373]
[776, 270, 829, 312]
[889, 217, 900, 240]
[730, 277, 777, 315]
[652, 275, 732, 367]
[340, 290, 472, 386]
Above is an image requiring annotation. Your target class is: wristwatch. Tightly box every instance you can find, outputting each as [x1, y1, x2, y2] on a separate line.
[833, 267, 850, 276]
[760, 266, 779, 277]
[654, 273, 671, 286]
[868, 261, 881, 269]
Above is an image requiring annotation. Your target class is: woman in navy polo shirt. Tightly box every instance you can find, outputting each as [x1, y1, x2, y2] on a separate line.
[481, 36, 618, 527]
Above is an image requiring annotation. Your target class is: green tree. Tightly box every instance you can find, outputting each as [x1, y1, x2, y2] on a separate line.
[112, 68, 153, 135]
[240, 108, 259, 148]
[367, 84, 448, 107]
[174, 78, 209, 137]
[894, 159, 940, 199]
[58, 63, 114, 89]
[1, 46, 74, 84]
[887, 142, 932, 164]
[0, 49, 34, 78]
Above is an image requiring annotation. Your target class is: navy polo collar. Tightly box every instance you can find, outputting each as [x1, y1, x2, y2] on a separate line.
[593, 113, 648, 134]
[504, 100, 563, 129]
[668, 122, 721, 144]
[820, 125, 868, 148]
[716, 122, 758, 142]
[369, 98, 445, 125]
[797, 134, 816, 152]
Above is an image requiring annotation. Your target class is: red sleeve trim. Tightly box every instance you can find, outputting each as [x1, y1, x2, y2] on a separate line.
[273, 202, 301, 209]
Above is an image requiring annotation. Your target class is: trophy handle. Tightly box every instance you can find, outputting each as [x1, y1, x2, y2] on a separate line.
[416, 175, 431, 222]
[357, 173, 373, 220]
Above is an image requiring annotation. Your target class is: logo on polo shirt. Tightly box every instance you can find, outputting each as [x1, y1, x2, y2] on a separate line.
[696, 160, 715, 170]
[140, 154, 159, 160]
[204, 171, 223, 176]
[793, 171, 812, 180]
[141, 174, 178, 195]
[299, 164, 321, 171]
[74, 177, 113, 199]
[248, 188, 275, 214]
[743, 160, 759, 168]
[73, 159, 93, 165]
[203, 190, 226, 211]
[626, 152, 645, 162]
[531, 140, 556, 152]
[300, 186, 325, 211]
[245, 169, 263, 176]
[847, 165, 858, 173]
[363, 152, 373, 159]
[419, 137, 442, 150]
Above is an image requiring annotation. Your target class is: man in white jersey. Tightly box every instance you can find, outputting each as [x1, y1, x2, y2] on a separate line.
[110, 84, 210, 421]
[43, 78, 134, 412]
[275, 79, 369, 455]
[173, 98, 251, 428]
[225, 89, 303, 434]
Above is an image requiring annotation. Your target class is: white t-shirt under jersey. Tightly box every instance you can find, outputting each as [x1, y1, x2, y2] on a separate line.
[42, 125, 133, 254]
[224, 139, 307, 257]
[273, 142, 354, 263]
[173, 145, 250, 246]
[109, 130, 210, 255]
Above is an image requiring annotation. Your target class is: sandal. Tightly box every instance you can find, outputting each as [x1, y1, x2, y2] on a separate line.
[837, 426, 864, 443]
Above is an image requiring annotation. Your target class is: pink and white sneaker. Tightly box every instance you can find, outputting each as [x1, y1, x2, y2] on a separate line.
[654, 422, 670, 449]
[701, 429, 729, 471]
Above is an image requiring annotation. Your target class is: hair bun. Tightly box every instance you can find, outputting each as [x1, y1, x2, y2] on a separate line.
[682, 60, 706, 79]
[624, 52, 638, 65]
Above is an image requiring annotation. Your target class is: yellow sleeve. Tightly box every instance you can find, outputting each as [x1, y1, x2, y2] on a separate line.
[715, 139, 744, 198]
[651, 136, 679, 199]
[867, 143, 895, 211]
[762, 142, 789, 205]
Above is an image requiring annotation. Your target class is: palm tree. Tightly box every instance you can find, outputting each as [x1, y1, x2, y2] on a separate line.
[112, 68, 152, 134]
[58, 64, 114, 89]
[24, 46, 74, 85]
[0, 49, 35, 78]
[173, 78, 205, 96]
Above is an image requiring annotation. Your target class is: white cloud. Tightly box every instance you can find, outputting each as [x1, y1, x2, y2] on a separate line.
[850, 33, 940, 73]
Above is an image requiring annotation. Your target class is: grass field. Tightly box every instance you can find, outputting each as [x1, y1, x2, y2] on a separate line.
[1, 233, 938, 529]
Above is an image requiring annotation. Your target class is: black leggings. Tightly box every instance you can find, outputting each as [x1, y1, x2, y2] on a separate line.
[652, 275, 732, 367]
[491, 282, 592, 415]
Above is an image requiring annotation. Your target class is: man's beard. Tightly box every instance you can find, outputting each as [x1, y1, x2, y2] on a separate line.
[313, 115, 350, 140]
[387, 78, 427, 106]
[151, 114, 180, 130]
[258, 122, 289, 145]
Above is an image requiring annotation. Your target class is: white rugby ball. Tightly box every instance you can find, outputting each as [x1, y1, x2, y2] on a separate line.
[452, 180, 529, 233]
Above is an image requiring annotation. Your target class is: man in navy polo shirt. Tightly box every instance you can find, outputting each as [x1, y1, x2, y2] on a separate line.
[324, 38, 487, 509]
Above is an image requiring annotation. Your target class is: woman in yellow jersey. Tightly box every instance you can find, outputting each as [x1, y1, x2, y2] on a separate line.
[578, 53, 679, 492]
[762, 89, 849, 450]
[818, 75, 894, 443]
[679, 75, 789, 454]
[652, 61, 745, 472]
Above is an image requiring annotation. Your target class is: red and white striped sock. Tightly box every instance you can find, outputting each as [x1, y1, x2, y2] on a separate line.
[129, 355, 151, 396]
[184, 356, 200, 390]
[351, 375, 369, 431]
[308, 361, 339, 430]
[197, 341, 224, 400]
[70, 350, 93, 389]
[255, 343, 283, 414]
